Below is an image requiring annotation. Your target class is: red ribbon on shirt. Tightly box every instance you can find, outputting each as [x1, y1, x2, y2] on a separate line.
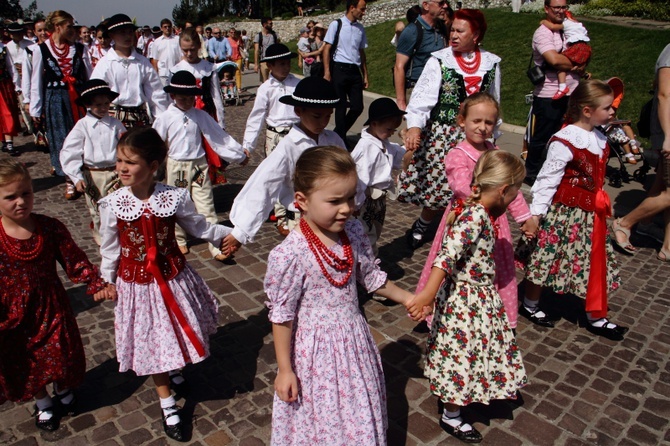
[141, 213, 206, 358]
[463, 76, 482, 96]
[63, 75, 85, 123]
[584, 151, 611, 318]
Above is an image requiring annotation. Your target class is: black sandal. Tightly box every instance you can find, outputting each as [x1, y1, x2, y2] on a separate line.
[586, 318, 628, 341]
[439, 418, 483, 443]
[53, 389, 77, 416]
[34, 406, 59, 432]
[162, 406, 184, 442]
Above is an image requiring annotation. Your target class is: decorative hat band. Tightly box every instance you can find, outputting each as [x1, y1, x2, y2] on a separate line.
[169, 83, 197, 89]
[81, 85, 112, 96]
[108, 21, 134, 30]
[264, 51, 292, 60]
[291, 95, 339, 104]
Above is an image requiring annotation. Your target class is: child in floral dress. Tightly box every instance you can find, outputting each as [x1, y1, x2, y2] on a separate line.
[0, 159, 111, 432]
[265, 146, 413, 445]
[408, 150, 528, 444]
[98, 127, 232, 441]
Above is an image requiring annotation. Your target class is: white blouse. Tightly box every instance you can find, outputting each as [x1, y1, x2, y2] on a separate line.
[170, 59, 225, 129]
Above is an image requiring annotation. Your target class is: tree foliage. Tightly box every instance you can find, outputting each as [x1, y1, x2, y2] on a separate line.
[172, 0, 324, 24]
[0, 0, 44, 21]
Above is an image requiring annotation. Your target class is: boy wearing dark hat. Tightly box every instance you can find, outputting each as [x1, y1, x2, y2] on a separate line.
[223, 76, 346, 255]
[91, 14, 169, 127]
[243, 43, 300, 158]
[352, 97, 410, 255]
[153, 70, 248, 261]
[60, 79, 126, 244]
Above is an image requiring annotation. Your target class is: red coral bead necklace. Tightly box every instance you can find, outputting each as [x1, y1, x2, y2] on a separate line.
[0, 216, 43, 261]
[299, 218, 353, 287]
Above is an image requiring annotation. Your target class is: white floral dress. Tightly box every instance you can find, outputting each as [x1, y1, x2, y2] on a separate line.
[426, 202, 527, 406]
[264, 220, 388, 446]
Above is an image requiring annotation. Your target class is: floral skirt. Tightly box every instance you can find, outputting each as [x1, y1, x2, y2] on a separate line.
[425, 280, 527, 406]
[516, 203, 621, 297]
[397, 121, 461, 210]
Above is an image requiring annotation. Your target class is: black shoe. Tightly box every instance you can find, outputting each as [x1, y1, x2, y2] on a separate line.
[169, 372, 190, 396]
[53, 389, 77, 416]
[407, 219, 427, 250]
[586, 319, 628, 341]
[519, 305, 554, 327]
[162, 407, 185, 442]
[34, 406, 59, 431]
[8, 148, 20, 157]
[439, 419, 483, 443]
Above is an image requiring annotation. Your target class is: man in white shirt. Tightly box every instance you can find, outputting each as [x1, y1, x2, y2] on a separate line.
[6, 22, 34, 135]
[323, 0, 369, 144]
[150, 19, 182, 86]
[92, 14, 170, 126]
[20, 19, 48, 149]
[136, 25, 154, 57]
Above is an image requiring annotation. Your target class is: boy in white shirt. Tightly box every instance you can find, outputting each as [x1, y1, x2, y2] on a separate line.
[153, 71, 249, 261]
[92, 14, 170, 127]
[222, 76, 346, 256]
[352, 97, 410, 255]
[60, 80, 126, 245]
[242, 43, 300, 158]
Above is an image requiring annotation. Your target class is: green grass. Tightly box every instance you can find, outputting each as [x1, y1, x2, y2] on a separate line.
[281, 9, 670, 128]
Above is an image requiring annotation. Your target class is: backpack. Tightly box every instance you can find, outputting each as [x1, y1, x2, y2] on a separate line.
[637, 98, 653, 138]
[404, 20, 424, 82]
[329, 19, 343, 68]
[257, 30, 278, 58]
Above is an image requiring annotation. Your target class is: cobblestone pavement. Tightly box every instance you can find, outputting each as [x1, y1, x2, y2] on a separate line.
[1, 71, 669, 446]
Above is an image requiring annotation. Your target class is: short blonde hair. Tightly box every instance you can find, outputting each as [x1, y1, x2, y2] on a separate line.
[0, 159, 31, 188]
[293, 146, 356, 196]
[45, 10, 74, 33]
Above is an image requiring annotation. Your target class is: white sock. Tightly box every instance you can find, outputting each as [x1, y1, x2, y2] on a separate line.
[587, 313, 610, 328]
[558, 82, 566, 90]
[168, 370, 185, 386]
[35, 396, 54, 421]
[54, 386, 74, 405]
[160, 396, 180, 426]
[442, 408, 473, 432]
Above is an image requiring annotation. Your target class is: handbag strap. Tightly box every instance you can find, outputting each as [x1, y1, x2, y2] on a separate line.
[527, 52, 535, 69]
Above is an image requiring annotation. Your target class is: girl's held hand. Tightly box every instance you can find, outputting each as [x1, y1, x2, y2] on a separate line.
[241, 150, 251, 166]
[275, 369, 299, 403]
[406, 291, 435, 320]
[94, 283, 117, 302]
[75, 181, 86, 193]
[221, 234, 241, 256]
[520, 216, 540, 238]
[404, 127, 422, 151]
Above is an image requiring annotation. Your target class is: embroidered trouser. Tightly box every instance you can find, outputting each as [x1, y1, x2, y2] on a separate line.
[82, 167, 118, 245]
[356, 193, 386, 256]
[166, 156, 221, 257]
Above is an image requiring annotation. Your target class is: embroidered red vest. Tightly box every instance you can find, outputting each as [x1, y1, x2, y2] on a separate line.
[117, 210, 186, 284]
[551, 136, 609, 212]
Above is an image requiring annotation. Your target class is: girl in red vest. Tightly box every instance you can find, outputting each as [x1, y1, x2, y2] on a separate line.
[517, 79, 627, 341]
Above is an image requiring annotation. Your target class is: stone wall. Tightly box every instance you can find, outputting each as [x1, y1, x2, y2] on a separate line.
[208, 0, 511, 41]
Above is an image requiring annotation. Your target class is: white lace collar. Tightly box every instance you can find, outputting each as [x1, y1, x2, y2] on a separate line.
[434, 47, 501, 71]
[554, 125, 607, 151]
[104, 183, 185, 221]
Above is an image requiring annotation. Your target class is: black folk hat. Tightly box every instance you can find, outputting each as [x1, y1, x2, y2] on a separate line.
[151, 26, 162, 35]
[364, 97, 406, 125]
[76, 79, 120, 106]
[164, 70, 203, 96]
[260, 43, 298, 63]
[279, 76, 340, 108]
[7, 22, 23, 33]
[106, 14, 138, 33]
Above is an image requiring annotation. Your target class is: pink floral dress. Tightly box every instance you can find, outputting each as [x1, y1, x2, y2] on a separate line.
[426, 202, 527, 406]
[417, 140, 531, 328]
[264, 220, 388, 446]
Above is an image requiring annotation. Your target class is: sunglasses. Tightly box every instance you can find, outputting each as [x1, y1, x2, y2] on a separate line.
[430, 0, 449, 6]
[549, 5, 569, 11]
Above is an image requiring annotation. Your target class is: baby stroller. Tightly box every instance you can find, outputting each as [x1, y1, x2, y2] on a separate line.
[603, 77, 648, 187]
[216, 61, 241, 106]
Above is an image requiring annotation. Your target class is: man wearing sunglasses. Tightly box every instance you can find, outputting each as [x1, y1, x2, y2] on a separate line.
[393, 0, 451, 111]
[524, 0, 584, 186]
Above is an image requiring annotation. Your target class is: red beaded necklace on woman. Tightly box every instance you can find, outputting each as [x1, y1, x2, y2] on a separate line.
[454, 49, 481, 75]
[0, 217, 43, 261]
[299, 218, 354, 287]
[49, 35, 73, 76]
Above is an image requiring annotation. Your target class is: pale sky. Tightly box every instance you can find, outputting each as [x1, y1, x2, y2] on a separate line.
[22, 0, 180, 28]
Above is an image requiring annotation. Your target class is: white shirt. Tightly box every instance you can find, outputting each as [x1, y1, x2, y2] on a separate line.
[153, 103, 245, 163]
[324, 15, 367, 65]
[137, 34, 154, 57]
[20, 43, 38, 103]
[91, 49, 170, 117]
[98, 184, 231, 283]
[242, 73, 300, 151]
[89, 43, 109, 64]
[29, 41, 93, 117]
[6, 38, 33, 67]
[563, 18, 590, 44]
[0, 43, 19, 92]
[351, 128, 406, 208]
[406, 47, 501, 130]
[230, 126, 346, 244]
[530, 125, 607, 216]
[60, 112, 127, 184]
[170, 59, 225, 128]
[150, 35, 182, 78]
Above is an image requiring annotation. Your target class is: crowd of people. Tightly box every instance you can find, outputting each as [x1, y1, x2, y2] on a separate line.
[0, 0, 668, 444]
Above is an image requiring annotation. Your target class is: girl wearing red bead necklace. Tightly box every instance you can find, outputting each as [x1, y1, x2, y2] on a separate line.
[407, 151, 528, 444]
[0, 159, 112, 432]
[265, 146, 414, 445]
[29, 10, 92, 201]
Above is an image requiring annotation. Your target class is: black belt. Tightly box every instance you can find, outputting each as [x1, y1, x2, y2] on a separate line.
[286, 210, 299, 220]
[267, 126, 290, 135]
[334, 62, 360, 70]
